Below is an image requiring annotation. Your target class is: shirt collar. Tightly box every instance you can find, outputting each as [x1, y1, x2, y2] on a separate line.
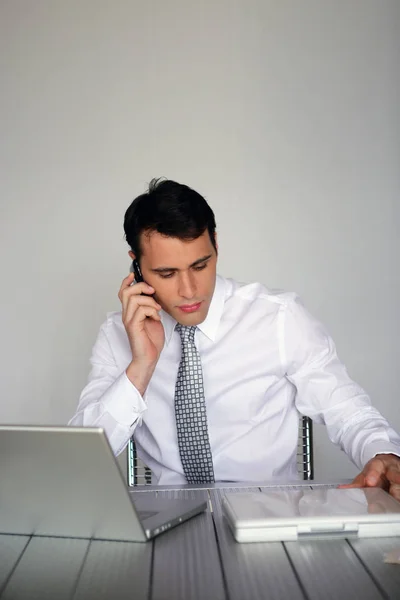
[161, 274, 226, 346]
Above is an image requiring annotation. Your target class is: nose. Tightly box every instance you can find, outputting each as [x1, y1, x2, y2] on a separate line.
[178, 271, 196, 300]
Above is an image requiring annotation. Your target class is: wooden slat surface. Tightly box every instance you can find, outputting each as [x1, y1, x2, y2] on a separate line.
[1, 537, 89, 600]
[1, 485, 400, 600]
[0, 535, 30, 593]
[73, 539, 152, 600]
[349, 538, 400, 599]
[210, 488, 305, 600]
[152, 494, 226, 600]
[285, 539, 384, 600]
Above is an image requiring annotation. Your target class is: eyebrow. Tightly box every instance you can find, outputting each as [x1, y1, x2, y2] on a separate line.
[151, 254, 213, 273]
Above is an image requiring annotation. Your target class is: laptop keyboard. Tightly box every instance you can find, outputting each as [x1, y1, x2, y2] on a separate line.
[138, 510, 159, 520]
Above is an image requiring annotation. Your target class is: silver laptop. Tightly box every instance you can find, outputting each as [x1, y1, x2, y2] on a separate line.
[0, 426, 206, 542]
[222, 487, 400, 542]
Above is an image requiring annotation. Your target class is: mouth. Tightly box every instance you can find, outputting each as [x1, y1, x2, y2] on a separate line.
[178, 301, 202, 313]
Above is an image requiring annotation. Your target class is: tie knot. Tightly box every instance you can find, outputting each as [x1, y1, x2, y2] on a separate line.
[175, 324, 197, 344]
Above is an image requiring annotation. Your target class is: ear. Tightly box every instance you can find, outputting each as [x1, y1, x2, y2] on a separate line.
[214, 232, 218, 252]
[128, 251, 135, 260]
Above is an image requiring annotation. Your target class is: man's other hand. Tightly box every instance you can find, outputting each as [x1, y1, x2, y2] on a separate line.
[338, 454, 400, 501]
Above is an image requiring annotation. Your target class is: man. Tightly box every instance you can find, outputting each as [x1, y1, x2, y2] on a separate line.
[69, 179, 400, 498]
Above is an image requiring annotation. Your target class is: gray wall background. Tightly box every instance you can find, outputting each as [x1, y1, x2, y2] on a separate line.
[1, 0, 399, 480]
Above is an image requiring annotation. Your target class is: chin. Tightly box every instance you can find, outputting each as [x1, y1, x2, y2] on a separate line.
[177, 314, 202, 326]
[175, 308, 208, 326]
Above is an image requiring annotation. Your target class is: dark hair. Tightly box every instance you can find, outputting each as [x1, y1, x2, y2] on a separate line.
[124, 178, 217, 260]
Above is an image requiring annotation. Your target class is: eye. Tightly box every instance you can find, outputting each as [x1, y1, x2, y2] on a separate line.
[159, 272, 174, 279]
[193, 264, 207, 272]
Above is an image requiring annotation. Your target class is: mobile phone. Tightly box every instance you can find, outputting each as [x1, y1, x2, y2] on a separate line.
[132, 259, 144, 283]
[131, 259, 152, 297]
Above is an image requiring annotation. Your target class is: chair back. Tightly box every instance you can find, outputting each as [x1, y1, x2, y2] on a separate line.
[127, 415, 314, 485]
[297, 415, 314, 480]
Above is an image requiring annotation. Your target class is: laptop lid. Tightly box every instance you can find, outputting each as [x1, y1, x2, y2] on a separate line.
[222, 488, 400, 542]
[0, 426, 206, 542]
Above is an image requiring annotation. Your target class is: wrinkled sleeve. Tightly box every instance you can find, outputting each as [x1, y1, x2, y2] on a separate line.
[282, 296, 400, 469]
[68, 321, 147, 455]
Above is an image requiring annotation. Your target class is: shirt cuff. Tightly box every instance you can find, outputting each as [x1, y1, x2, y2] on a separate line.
[362, 441, 400, 466]
[101, 371, 147, 427]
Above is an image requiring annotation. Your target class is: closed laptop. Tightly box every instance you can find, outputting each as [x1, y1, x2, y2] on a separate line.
[222, 487, 400, 543]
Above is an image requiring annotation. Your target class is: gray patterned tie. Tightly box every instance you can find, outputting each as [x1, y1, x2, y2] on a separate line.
[174, 324, 215, 484]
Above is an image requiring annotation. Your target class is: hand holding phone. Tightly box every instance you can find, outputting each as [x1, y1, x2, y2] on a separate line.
[118, 261, 165, 394]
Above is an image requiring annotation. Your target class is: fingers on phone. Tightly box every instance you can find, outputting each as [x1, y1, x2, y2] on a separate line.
[119, 280, 154, 303]
[129, 295, 161, 310]
[136, 306, 162, 322]
[119, 275, 134, 300]
[122, 273, 135, 287]
[124, 305, 161, 328]
[122, 295, 161, 324]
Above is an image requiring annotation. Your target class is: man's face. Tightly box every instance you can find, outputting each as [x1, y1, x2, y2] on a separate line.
[135, 230, 218, 326]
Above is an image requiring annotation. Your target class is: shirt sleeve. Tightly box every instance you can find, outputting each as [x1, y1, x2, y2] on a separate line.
[68, 320, 147, 455]
[283, 295, 400, 470]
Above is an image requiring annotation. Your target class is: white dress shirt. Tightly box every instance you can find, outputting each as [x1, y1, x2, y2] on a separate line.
[69, 275, 400, 484]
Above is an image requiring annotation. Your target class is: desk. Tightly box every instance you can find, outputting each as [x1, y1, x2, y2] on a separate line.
[1, 482, 400, 600]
